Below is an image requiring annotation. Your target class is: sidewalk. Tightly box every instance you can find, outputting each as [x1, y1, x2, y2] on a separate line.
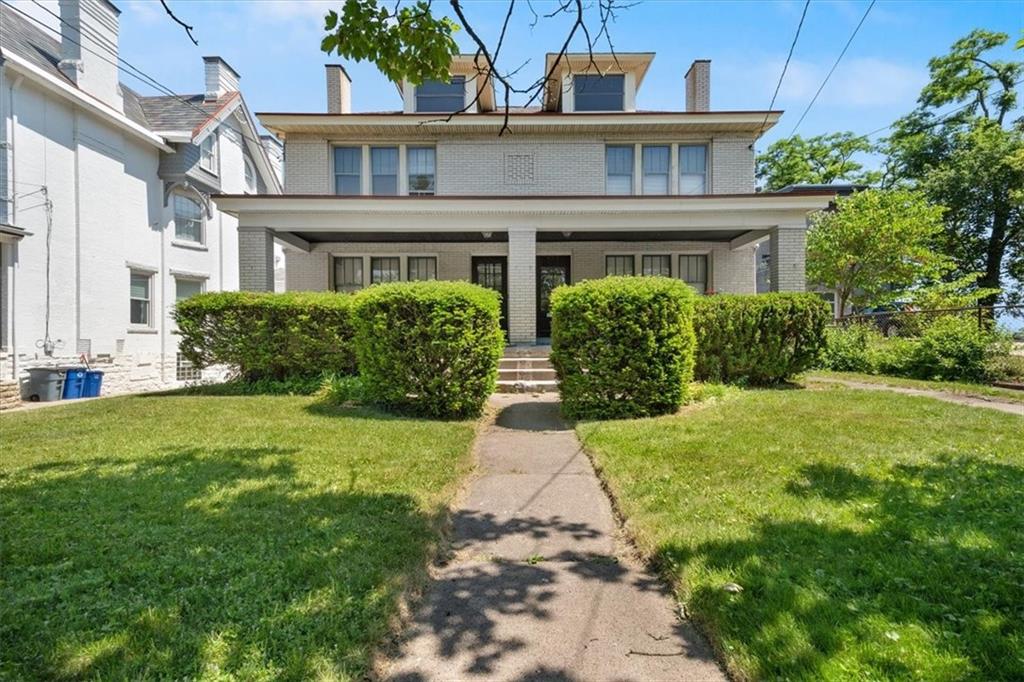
[808, 377, 1024, 416]
[383, 393, 725, 681]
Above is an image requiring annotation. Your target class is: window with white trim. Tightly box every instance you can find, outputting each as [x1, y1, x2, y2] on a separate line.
[679, 145, 707, 195]
[415, 76, 466, 113]
[642, 145, 670, 195]
[371, 257, 401, 284]
[642, 255, 671, 277]
[130, 271, 152, 326]
[333, 256, 363, 293]
[199, 133, 218, 174]
[605, 145, 634, 195]
[679, 255, 708, 294]
[175, 277, 204, 301]
[407, 256, 437, 281]
[334, 147, 362, 195]
[574, 74, 624, 111]
[173, 194, 204, 244]
[605, 255, 634, 276]
[371, 147, 399, 196]
[407, 147, 436, 195]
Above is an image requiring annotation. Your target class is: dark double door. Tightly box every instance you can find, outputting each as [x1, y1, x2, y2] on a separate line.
[536, 256, 570, 338]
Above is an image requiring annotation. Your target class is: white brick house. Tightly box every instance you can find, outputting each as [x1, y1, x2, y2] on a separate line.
[0, 0, 281, 406]
[216, 53, 834, 344]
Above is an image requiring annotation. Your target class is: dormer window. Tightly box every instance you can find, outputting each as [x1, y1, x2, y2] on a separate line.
[415, 76, 466, 113]
[573, 74, 624, 112]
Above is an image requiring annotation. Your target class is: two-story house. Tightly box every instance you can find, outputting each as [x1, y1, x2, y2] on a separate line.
[0, 0, 282, 407]
[215, 53, 835, 345]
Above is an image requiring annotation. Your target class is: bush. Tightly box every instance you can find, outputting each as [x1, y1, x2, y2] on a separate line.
[175, 292, 356, 381]
[908, 315, 997, 382]
[550, 276, 696, 420]
[350, 281, 504, 418]
[693, 293, 830, 384]
[822, 323, 880, 373]
[318, 374, 366, 405]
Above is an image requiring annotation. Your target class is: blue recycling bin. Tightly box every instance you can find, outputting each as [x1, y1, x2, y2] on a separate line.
[61, 369, 87, 399]
[83, 370, 104, 398]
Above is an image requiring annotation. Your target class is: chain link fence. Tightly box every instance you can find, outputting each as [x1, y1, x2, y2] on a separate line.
[834, 305, 1024, 339]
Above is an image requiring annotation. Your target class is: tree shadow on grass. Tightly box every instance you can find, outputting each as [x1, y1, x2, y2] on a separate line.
[659, 456, 1024, 680]
[0, 446, 440, 680]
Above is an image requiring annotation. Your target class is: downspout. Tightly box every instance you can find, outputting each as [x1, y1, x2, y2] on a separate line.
[73, 109, 81, 350]
[159, 211, 166, 383]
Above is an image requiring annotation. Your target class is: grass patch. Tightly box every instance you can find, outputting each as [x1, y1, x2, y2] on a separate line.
[806, 370, 1024, 404]
[578, 388, 1024, 680]
[0, 394, 477, 680]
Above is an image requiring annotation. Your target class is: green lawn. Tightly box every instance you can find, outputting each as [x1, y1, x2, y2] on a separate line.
[0, 395, 476, 680]
[578, 387, 1024, 681]
[806, 370, 1024, 405]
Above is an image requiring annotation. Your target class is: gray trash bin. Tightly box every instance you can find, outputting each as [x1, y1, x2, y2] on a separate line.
[23, 368, 65, 402]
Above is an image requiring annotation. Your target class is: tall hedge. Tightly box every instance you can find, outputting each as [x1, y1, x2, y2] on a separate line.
[693, 293, 830, 384]
[174, 291, 356, 380]
[550, 276, 696, 420]
[350, 281, 504, 418]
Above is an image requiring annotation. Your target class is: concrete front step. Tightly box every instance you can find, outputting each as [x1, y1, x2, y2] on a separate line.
[503, 344, 553, 358]
[498, 358, 553, 370]
[495, 379, 559, 394]
[497, 368, 557, 382]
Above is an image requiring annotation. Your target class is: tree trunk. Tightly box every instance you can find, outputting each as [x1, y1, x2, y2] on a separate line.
[980, 199, 1009, 308]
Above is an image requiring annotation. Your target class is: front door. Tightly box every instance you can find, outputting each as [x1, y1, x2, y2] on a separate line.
[536, 256, 570, 338]
[472, 256, 508, 334]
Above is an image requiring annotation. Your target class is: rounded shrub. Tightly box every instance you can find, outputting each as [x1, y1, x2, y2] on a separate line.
[693, 293, 830, 384]
[909, 315, 996, 382]
[821, 323, 880, 373]
[174, 291, 356, 380]
[350, 281, 504, 418]
[550, 276, 696, 420]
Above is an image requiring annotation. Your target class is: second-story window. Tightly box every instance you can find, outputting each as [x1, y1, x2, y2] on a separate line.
[407, 147, 436, 195]
[371, 147, 398, 196]
[605, 145, 634, 195]
[574, 74, 624, 111]
[415, 76, 466, 113]
[199, 133, 218, 174]
[334, 147, 362, 195]
[173, 194, 204, 244]
[680, 145, 708, 195]
[642, 145, 670, 195]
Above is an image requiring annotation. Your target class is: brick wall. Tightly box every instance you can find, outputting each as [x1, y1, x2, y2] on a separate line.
[711, 137, 756, 194]
[284, 135, 331, 193]
[769, 226, 807, 292]
[238, 228, 275, 291]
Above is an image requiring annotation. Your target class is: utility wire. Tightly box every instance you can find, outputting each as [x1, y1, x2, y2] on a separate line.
[759, 0, 812, 134]
[789, 0, 875, 136]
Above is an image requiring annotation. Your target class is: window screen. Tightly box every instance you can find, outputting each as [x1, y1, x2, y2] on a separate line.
[371, 147, 398, 195]
[371, 257, 401, 284]
[642, 255, 671, 277]
[407, 256, 437, 281]
[605, 255, 635, 276]
[606, 145, 634, 195]
[415, 76, 466, 113]
[334, 256, 363, 293]
[679, 145, 707, 195]
[679, 255, 708, 293]
[642, 145, 670, 195]
[574, 74, 624, 111]
[334, 147, 361, 195]
[407, 147, 436, 195]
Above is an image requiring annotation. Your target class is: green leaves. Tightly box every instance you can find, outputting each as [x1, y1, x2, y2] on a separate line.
[756, 133, 881, 191]
[320, 0, 461, 86]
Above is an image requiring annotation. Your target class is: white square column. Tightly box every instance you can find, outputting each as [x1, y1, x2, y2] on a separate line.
[769, 223, 807, 292]
[507, 226, 537, 344]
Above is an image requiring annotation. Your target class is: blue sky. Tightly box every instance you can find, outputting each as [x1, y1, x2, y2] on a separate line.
[19, 0, 1023, 155]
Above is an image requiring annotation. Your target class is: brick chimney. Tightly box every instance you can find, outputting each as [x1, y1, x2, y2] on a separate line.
[325, 64, 352, 114]
[58, 0, 122, 110]
[685, 59, 711, 112]
[204, 56, 240, 102]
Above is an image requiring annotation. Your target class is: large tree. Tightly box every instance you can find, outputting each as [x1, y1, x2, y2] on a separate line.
[807, 189, 950, 313]
[884, 29, 1024, 306]
[756, 132, 881, 191]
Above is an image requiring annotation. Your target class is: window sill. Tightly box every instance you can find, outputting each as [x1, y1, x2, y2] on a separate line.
[127, 326, 158, 335]
[172, 240, 208, 252]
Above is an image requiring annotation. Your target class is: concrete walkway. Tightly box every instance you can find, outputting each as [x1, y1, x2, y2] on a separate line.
[808, 377, 1024, 416]
[384, 393, 725, 681]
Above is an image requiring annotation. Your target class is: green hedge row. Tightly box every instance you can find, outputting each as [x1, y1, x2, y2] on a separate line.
[693, 293, 831, 384]
[550, 277, 697, 420]
[174, 291, 356, 381]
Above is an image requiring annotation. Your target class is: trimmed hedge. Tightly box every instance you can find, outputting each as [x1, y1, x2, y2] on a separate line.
[550, 276, 696, 420]
[694, 293, 830, 384]
[174, 291, 356, 380]
[350, 281, 504, 418]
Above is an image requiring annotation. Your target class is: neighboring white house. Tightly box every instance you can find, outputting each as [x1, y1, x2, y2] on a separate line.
[0, 0, 281, 408]
[216, 54, 836, 345]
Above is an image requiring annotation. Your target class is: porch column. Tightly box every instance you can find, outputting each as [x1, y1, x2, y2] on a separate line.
[238, 227, 275, 291]
[769, 223, 807, 292]
[507, 226, 537, 344]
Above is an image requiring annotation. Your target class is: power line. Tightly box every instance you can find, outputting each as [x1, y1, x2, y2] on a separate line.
[759, 0, 812, 134]
[789, 0, 875, 136]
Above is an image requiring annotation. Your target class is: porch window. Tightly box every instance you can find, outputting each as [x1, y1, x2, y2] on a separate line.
[173, 194, 204, 244]
[334, 256, 363, 293]
[642, 255, 671, 277]
[407, 147, 436, 195]
[334, 147, 362, 195]
[415, 76, 466, 113]
[642, 145, 670, 195]
[679, 145, 707, 195]
[199, 133, 218, 174]
[605, 146, 634, 195]
[371, 256, 401, 284]
[679, 255, 708, 294]
[175, 277, 204, 301]
[407, 256, 437, 281]
[605, 255, 634, 276]
[371, 147, 399, 196]
[129, 271, 152, 326]
[574, 74, 624, 112]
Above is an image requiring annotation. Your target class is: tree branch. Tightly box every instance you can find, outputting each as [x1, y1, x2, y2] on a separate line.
[159, 0, 198, 46]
